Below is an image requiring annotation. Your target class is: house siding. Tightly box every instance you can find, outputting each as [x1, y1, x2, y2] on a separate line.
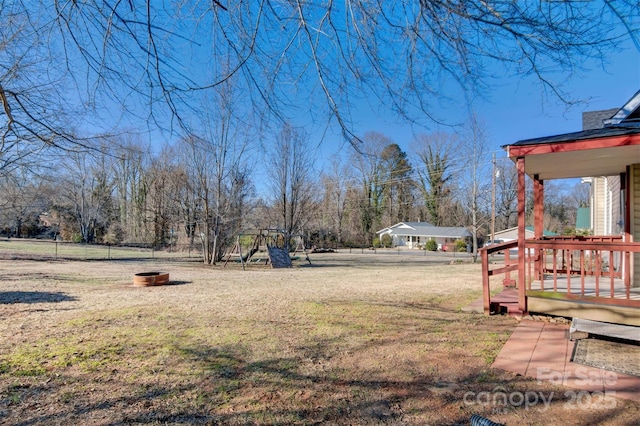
[592, 177, 606, 235]
[611, 176, 621, 234]
[590, 176, 621, 236]
[493, 228, 533, 241]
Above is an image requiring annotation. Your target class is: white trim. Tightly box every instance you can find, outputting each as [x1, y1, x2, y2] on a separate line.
[605, 90, 640, 125]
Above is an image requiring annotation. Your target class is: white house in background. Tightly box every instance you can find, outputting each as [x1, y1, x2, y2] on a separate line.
[491, 227, 557, 255]
[492, 226, 557, 243]
[377, 222, 472, 250]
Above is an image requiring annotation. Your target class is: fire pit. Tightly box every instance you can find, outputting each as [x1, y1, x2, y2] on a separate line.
[133, 272, 170, 287]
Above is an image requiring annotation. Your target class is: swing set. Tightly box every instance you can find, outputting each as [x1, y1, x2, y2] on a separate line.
[223, 229, 310, 269]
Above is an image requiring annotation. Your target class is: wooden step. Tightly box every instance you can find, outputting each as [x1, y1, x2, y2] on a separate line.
[570, 318, 640, 342]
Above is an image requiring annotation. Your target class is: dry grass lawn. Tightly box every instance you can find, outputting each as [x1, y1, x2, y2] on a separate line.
[0, 246, 638, 425]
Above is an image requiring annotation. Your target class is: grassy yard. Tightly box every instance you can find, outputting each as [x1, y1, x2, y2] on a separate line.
[0, 248, 638, 425]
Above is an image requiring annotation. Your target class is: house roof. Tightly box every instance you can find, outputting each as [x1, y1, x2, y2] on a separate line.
[509, 125, 640, 147]
[503, 125, 640, 180]
[377, 222, 471, 238]
[392, 221, 435, 229]
[377, 222, 431, 233]
[419, 226, 472, 238]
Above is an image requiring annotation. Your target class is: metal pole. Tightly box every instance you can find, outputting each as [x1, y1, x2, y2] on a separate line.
[491, 152, 497, 245]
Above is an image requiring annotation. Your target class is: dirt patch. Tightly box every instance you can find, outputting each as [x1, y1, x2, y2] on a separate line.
[0, 252, 638, 425]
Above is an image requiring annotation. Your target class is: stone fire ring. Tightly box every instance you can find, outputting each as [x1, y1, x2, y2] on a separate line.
[133, 272, 170, 287]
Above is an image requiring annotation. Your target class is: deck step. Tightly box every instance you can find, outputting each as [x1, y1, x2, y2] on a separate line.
[489, 301, 524, 317]
[570, 318, 640, 342]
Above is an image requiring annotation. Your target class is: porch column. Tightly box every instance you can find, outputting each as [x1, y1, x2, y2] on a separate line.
[622, 170, 631, 289]
[517, 157, 527, 312]
[631, 165, 640, 288]
[533, 175, 544, 238]
[534, 174, 544, 280]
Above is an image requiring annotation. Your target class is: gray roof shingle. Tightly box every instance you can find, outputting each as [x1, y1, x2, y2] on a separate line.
[378, 222, 471, 238]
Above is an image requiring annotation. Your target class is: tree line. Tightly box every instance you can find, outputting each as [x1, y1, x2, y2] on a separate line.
[1, 2, 631, 265]
[0, 118, 589, 264]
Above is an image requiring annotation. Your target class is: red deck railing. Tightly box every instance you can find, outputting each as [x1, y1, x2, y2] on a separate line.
[481, 236, 640, 314]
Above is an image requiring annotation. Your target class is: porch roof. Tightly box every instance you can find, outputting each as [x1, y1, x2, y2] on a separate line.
[503, 125, 640, 180]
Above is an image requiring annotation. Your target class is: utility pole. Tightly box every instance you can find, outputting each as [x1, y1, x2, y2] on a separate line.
[491, 152, 496, 244]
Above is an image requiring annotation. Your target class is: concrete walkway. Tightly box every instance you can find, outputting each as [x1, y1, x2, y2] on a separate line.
[492, 319, 640, 402]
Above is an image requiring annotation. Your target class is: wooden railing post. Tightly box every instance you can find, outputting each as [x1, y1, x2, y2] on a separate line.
[516, 157, 527, 313]
[481, 248, 491, 314]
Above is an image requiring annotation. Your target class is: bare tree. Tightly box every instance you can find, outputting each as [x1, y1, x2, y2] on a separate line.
[571, 180, 592, 209]
[0, 4, 104, 171]
[541, 181, 582, 234]
[457, 114, 492, 260]
[175, 80, 253, 264]
[177, 132, 251, 264]
[495, 160, 518, 231]
[107, 137, 150, 243]
[349, 132, 390, 243]
[319, 155, 351, 246]
[2, 2, 639, 247]
[53, 150, 114, 243]
[2, 1, 636, 154]
[0, 167, 48, 237]
[267, 123, 317, 251]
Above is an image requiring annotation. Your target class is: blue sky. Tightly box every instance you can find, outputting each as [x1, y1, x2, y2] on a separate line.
[317, 40, 640, 167]
[114, 8, 639, 181]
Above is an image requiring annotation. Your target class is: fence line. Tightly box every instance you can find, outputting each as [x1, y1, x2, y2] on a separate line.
[0, 238, 472, 262]
[0, 239, 203, 261]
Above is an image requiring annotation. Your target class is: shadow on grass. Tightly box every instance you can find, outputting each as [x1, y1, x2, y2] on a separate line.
[0, 291, 77, 304]
[6, 346, 637, 426]
[2, 298, 637, 425]
[164, 280, 192, 286]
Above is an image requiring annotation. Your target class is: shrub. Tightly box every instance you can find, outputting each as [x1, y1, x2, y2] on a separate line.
[102, 223, 124, 245]
[563, 227, 591, 237]
[380, 234, 393, 248]
[425, 239, 438, 251]
[455, 239, 467, 252]
[372, 237, 381, 248]
[239, 234, 255, 251]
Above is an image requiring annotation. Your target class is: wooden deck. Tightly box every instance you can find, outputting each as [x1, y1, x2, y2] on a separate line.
[529, 275, 640, 301]
[475, 286, 640, 326]
[481, 237, 640, 326]
[525, 275, 640, 326]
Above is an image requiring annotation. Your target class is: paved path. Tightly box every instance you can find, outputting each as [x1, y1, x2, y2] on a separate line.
[492, 319, 640, 402]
